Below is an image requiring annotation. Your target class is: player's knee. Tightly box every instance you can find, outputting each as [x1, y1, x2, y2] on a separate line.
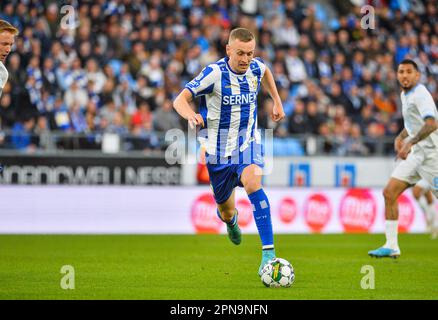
[218, 208, 235, 222]
[244, 179, 262, 195]
[383, 186, 397, 202]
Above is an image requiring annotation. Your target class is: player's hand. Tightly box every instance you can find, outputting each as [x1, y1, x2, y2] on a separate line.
[397, 140, 413, 160]
[271, 103, 285, 122]
[394, 137, 403, 153]
[188, 113, 204, 129]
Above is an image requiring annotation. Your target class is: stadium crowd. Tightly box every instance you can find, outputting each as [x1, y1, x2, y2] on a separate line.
[0, 0, 437, 155]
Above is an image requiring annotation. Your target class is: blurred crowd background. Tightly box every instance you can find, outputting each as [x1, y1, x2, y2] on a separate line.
[0, 0, 437, 155]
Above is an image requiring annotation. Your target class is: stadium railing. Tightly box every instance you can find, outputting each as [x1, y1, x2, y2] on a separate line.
[0, 130, 396, 157]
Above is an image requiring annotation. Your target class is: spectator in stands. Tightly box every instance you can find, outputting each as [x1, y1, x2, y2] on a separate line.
[285, 46, 307, 85]
[70, 103, 88, 133]
[48, 96, 70, 131]
[99, 99, 118, 125]
[343, 123, 369, 156]
[0, 92, 14, 129]
[130, 120, 159, 151]
[365, 121, 386, 155]
[306, 101, 326, 135]
[131, 101, 153, 130]
[11, 116, 36, 151]
[34, 115, 53, 150]
[85, 59, 106, 94]
[64, 81, 89, 111]
[288, 100, 307, 135]
[108, 111, 130, 136]
[153, 99, 182, 132]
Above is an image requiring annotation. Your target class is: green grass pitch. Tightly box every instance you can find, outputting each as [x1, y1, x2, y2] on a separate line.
[1, 234, 437, 299]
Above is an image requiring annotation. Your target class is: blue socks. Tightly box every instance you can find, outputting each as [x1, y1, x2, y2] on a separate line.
[248, 188, 274, 250]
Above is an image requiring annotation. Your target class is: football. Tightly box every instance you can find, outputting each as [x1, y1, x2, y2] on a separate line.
[260, 258, 295, 288]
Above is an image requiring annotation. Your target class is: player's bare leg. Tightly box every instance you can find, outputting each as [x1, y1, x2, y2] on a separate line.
[412, 185, 429, 231]
[369, 178, 410, 258]
[425, 190, 434, 205]
[217, 190, 241, 245]
[426, 190, 438, 239]
[413, 186, 435, 232]
[424, 190, 438, 238]
[217, 190, 236, 222]
[241, 164, 275, 274]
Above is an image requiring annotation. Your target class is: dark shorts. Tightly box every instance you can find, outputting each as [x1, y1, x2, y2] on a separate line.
[206, 142, 264, 204]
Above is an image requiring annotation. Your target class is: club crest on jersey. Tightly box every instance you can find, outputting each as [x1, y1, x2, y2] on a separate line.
[250, 77, 258, 91]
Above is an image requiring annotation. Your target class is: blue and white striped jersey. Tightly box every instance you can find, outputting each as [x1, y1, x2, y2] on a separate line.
[185, 57, 266, 158]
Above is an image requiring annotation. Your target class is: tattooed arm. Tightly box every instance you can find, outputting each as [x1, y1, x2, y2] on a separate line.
[394, 128, 408, 153]
[398, 118, 438, 159]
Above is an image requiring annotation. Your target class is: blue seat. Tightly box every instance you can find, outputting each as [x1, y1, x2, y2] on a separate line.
[272, 138, 305, 156]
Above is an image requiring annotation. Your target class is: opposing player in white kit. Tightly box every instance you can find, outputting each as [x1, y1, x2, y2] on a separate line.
[369, 59, 438, 258]
[0, 20, 18, 97]
[412, 179, 438, 238]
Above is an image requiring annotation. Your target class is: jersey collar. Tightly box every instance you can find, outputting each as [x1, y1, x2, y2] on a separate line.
[402, 83, 419, 96]
[225, 57, 248, 76]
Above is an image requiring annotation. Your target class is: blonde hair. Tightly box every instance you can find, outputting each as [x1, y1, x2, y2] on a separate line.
[0, 20, 19, 35]
[229, 28, 254, 43]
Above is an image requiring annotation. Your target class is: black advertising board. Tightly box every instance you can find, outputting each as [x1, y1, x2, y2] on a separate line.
[0, 154, 181, 185]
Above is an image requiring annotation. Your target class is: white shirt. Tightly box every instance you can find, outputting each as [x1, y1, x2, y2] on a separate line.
[285, 55, 307, 82]
[0, 61, 8, 97]
[185, 57, 266, 157]
[401, 83, 438, 149]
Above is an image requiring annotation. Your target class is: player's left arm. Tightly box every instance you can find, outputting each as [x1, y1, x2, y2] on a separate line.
[407, 117, 438, 146]
[398, 87, 438, 159]
[397, 107, 438, 160]
[261, 67, 285, 122]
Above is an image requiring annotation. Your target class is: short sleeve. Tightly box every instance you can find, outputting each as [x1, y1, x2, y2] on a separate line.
[0, 63, 8, 91]
[185, 65, 219, 98]
[0, 73, 4, 89]
[415, 85, 437, 119]
[253, 57, 266, 78]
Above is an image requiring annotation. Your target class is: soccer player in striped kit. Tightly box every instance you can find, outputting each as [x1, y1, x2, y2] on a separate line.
[174, 28, 285, 274]
[0, 20, 19, 98]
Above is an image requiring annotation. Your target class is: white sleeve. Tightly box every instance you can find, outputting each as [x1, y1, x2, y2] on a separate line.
[415, 85, 437, 119]
[0, 63, 8, 90]
[184, 65, 219, 98]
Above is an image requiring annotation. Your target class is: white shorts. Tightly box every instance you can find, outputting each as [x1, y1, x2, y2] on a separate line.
[391, 146, 438, 198]
[415, 178, 431, 191]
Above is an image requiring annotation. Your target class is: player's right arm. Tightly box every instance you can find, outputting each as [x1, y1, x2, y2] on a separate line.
[173, 65, 219, 129]
[173, 89, 204, 129]
[395, 128, 408, 153]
